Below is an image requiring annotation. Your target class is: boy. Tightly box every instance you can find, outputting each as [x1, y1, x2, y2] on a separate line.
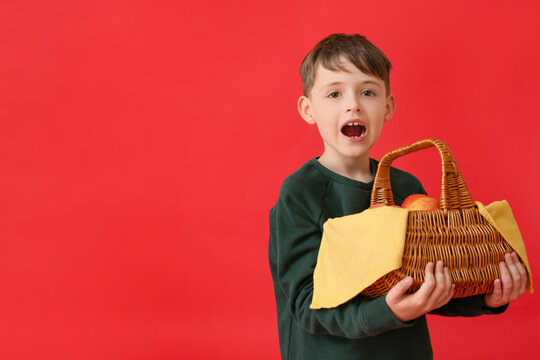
[268, 33, 527, 359]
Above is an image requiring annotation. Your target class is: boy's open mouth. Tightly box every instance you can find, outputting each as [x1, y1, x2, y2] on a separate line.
[341, 122, 367, 138]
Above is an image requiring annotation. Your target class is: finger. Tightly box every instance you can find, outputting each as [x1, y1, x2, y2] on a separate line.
[485, 279, 503, 308]
[442, 284, 455, 305]
[434, 268, 454, 308]
[387, 276, 414, 302]
[417, 262, 436, 297]
[491, 278, 503, 299]
[505, 253, 522, 300]
[414, 262, 436, 308]
[512, 252, 528, 295]
[444, 267, 453, 297]
[498, 261, 512, 302]
[434, 261, 445, 284]
[432, 261, 446, 299]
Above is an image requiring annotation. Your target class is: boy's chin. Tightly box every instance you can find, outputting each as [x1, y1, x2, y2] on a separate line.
[323, 149, 371, 162]
[343, 146, 374, 160]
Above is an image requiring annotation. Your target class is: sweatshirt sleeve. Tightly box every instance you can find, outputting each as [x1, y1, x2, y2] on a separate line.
[269, 178, 416, 338]
[429, 295, 508, 316]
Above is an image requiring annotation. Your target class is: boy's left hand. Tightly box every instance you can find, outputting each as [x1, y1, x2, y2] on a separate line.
[484, 252, 527, 308]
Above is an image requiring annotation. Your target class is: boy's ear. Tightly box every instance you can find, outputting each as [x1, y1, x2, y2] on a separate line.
[298, 96, 316, 125]
[384, 94, 396, 122]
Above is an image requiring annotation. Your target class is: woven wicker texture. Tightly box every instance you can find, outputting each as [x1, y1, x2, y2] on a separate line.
[362, 138, 515, 298]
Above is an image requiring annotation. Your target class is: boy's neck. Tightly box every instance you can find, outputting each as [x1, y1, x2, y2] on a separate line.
[318, 153, 373, 183]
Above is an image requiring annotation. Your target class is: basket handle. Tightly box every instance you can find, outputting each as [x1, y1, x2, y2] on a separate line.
[370, 138, 475, 210]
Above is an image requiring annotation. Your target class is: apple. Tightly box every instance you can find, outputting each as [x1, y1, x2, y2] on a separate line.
[401, 194, 427, 208]
[402, 194, 439, 211]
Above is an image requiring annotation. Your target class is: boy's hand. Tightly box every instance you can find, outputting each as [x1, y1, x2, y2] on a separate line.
[385, 261, 454, 322]
[484, 252, 527, 308]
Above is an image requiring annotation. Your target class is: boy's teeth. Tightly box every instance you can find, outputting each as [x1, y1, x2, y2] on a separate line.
[341, 122, 367, 137]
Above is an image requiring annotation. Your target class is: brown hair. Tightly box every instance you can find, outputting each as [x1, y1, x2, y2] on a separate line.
[299, 33, 392, 97]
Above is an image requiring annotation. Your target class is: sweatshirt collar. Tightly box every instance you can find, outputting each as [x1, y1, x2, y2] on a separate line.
[310, 157, 379, 189]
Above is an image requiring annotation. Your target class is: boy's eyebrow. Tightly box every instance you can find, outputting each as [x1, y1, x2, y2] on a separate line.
[320, 80, 382, 89]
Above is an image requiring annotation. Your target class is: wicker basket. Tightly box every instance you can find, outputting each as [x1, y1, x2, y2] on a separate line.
[361, 138, 515, 298]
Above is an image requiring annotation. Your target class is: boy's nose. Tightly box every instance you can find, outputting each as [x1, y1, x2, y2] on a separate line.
[346, 96, 362, 112]
[346, 103, 361, 113]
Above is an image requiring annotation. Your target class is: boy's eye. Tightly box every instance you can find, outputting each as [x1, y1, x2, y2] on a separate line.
[327, 91, 341, 99]
[361, 89, 375, 96]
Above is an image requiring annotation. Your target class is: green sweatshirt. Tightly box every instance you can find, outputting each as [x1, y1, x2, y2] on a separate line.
[268, 158, 507, 360]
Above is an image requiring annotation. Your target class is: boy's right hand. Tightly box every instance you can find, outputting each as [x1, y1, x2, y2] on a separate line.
[385, 261, 455, 322]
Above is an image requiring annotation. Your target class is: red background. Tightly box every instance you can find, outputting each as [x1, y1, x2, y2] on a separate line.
[2, 0, 540, 359]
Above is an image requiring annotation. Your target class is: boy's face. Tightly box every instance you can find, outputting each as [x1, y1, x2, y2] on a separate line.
[298, 58, 395, 165]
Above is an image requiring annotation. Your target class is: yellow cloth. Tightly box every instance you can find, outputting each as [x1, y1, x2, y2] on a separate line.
[311, 206, 409, 309]
[310, 201, 533, 310]
[475, 200, 533, 293]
